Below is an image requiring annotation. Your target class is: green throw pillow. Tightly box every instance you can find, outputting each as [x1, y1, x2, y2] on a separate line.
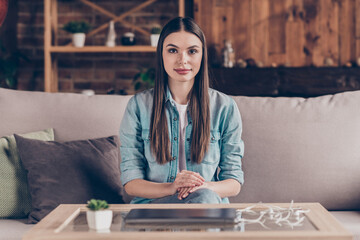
[0, 128, 54, 218]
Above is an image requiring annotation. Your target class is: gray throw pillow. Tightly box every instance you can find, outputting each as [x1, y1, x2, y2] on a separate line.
[14, 135, 124, 224]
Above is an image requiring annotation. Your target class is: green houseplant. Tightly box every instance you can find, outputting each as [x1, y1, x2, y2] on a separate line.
[62, 21, 91, 48]
[133, 67, 155, 92]
[150, 24, 161, 47]
[86, 199, 112, 230]
[0, 40, 27, 89]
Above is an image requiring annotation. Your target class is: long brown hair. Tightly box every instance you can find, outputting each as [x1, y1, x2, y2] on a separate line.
[150, 17, 210, 165]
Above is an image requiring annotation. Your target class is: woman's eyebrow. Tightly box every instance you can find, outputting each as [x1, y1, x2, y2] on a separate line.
[187, 45, 200, 49]
[165, 44, 201, 48]
[166, 44, 178, 48]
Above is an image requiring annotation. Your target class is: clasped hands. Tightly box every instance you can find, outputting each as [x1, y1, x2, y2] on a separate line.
[171, 170, 207, 200]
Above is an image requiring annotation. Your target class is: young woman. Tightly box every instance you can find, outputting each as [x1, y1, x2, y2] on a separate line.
[119, 17, 244, 204]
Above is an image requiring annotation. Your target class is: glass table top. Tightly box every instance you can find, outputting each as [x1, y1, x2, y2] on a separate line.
[61, 207, 317, 233]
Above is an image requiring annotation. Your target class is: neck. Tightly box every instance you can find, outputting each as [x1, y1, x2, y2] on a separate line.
[168, 79, 194, 105]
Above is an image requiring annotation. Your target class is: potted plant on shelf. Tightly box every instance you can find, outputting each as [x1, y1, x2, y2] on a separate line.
[63, 21, 91, 48]
[86, 199, 113, 231]
[150, 25, 161, 47]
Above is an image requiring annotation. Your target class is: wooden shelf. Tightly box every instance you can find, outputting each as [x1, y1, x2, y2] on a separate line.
[50, 46, 157, 53]
[44, 0, 185, 92]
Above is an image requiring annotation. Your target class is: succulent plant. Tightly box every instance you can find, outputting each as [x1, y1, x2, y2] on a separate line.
[63, 21, 91, 34]
[150, 25, 162, 34]
[86, 199, 109, 211]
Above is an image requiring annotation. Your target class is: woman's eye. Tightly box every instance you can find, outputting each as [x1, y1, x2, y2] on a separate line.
[168, 48, 177, 53]
[189, 49, 198, 54]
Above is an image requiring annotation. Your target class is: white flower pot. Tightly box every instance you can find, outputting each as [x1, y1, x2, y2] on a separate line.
[72, 33, 86, 48]
[86, 210, 113, 230]
[150, 34, 160, 47]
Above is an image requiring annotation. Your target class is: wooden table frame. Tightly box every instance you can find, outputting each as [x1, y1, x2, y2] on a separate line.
[22, 203, 353, 240]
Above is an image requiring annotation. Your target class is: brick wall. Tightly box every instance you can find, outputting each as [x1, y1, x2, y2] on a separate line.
[16, 0, 180, 94]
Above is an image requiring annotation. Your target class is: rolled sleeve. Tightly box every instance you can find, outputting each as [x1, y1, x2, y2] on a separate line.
[119, 96, 147, 186]
[218, 98, 244, 185]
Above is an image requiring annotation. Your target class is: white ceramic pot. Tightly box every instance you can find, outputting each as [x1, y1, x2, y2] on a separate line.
[150, 34, 160, 47]
[72, 33, 86, 48]
[86, 210, 113, 230]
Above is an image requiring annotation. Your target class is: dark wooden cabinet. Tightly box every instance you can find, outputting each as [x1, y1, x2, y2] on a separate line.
[210, 67, 360, 97]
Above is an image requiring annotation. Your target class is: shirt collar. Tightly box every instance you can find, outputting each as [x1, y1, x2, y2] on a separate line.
[165, 85, 176, 106]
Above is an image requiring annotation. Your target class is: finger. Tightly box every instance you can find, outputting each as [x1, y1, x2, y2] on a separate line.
[180, 188, 191, 199]
[185, 172, 205, 183]
[177, 180, 201, 188]
[180, 174, 204, 184]
[195, 172, 205, 181]
[189, 185, 201, 193]
[178, 187, 190, 199]
[181, 170, 205, 181]
[182, 188, 192, 198]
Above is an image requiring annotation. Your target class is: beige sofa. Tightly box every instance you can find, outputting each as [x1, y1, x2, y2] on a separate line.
[0, 87, 359, 240]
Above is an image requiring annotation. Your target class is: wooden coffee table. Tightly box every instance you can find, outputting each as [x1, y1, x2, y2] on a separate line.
[22, 203, 352, 240]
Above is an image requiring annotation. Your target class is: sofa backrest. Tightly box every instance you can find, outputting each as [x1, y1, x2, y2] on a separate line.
[231, 91, 360, 210]
[1, 88, 359, 210]
[0, 88, 131, 142]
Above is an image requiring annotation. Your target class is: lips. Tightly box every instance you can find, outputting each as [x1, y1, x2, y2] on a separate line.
[174, 68, 191, 75]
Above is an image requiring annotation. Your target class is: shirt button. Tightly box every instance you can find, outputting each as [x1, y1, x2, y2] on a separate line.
[170, 176, 175, 180]
[174, 137, 177, 141]
[174, 117, 177, 121]
[172, 156, 176, 160]
[211, 137, 215, 141]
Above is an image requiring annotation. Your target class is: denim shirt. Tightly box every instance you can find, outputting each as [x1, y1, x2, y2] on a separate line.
[119, 88, 244, 204]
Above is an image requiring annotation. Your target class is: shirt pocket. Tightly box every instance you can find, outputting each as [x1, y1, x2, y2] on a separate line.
[141, 129, 155, 163]
[201, 130, 221, 165]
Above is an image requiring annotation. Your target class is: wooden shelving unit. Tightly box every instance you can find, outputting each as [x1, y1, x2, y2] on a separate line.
[44, 0, 184, 92]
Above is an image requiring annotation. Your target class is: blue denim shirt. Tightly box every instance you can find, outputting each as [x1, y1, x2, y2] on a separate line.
[119, 88, 244, 204]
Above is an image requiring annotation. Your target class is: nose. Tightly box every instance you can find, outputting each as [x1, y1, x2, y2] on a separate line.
[177, 51, 188, 65]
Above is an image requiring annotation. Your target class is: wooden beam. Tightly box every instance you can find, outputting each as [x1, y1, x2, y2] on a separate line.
[79, 0, 151, 35]
[179, 0, 185, 17]
[44, 0, 53, 92]
[65, 0, 155, 46]
[87, 0, 156, 37]
[79, 0, 117, 18]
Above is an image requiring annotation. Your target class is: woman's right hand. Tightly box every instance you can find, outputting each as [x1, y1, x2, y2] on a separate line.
[171, 170, 205, 194]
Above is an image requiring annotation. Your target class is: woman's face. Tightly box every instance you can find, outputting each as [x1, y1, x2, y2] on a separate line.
[162, 30, 203, 85]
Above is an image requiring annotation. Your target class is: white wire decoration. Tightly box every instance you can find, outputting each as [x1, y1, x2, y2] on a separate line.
[234, 200, 311, 230]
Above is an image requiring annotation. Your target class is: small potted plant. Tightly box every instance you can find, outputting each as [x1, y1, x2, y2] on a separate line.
[86, 199, 112, 231]
[63, 21, 91, 48]
[150, 25, 161, 47]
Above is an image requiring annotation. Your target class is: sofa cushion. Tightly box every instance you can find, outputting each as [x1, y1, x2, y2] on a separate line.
[0, 129, 54, 218]
[0, 219, 33, 240]
[14, 135, 124, 223]
[231, 90, 360, 210]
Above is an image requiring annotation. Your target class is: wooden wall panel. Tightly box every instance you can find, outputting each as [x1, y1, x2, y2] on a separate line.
[286, 0, 306, 66]
[339, 0, 356, 65]
[318, 0, 339, 65]
[194, 0, 360, 67]
[233, 0, 251, 60]
[251, 0, 269, 65]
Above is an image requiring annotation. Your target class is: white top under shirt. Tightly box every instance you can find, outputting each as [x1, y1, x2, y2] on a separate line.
[174, 101, 188, 172]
